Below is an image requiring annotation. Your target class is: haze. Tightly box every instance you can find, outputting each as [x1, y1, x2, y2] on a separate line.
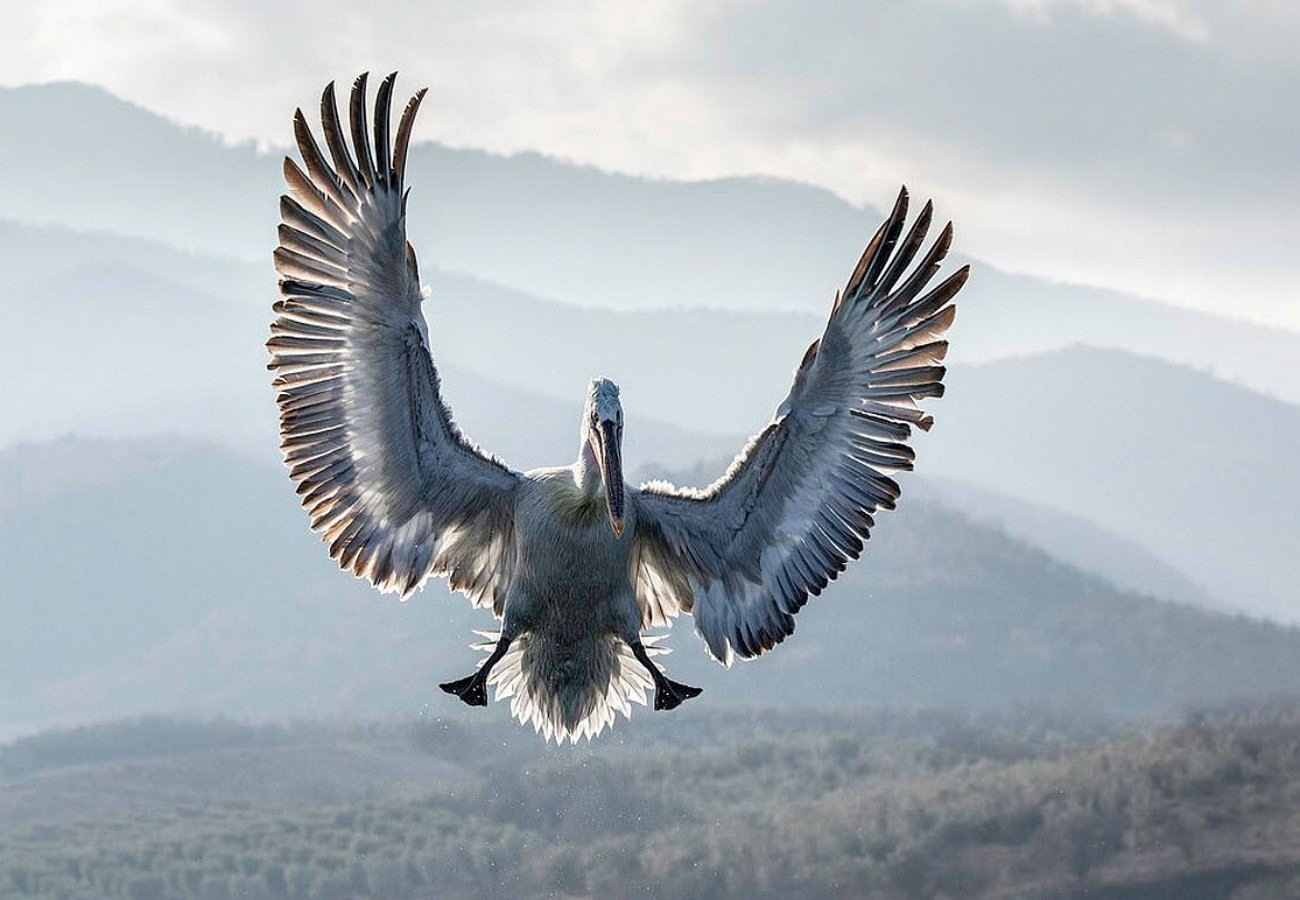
[3, 0, 1298, 330]
[2, 4, 1298, 897]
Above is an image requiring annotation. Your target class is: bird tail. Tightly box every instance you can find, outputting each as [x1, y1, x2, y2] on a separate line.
[470, 631, 669, 743]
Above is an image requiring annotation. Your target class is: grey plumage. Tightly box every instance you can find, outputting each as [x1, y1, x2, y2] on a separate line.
[267, 73, 966, 742]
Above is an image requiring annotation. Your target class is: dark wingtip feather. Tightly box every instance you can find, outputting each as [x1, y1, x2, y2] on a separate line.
[861, 187, 909, 292]
[320, 80, 362, 195]
[291, 108, 350, 209]
[845, 221, 887, 298]
[374, 72, 397, 186]
[844, 186, 910, 299]
[290, 110, 313, 160]
[936, 221, 954, 260]
[393, 87, 428, 186]
[893, 185, 909, 215]
[875, 199, 934, 297]
[349, 73, 376, 185]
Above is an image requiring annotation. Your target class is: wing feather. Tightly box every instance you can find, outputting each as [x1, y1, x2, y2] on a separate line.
[349, 74, 378, 186]
[268, 73, 521, 607]
[320, 82, 363, 197]
[632, 188, 965, 663]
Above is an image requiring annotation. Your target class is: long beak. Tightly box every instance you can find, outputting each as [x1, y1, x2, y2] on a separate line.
[598, 420, 625, 537]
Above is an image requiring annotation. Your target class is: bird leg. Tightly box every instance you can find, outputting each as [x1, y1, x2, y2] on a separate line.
[440, 636, 512, 707]
[630, 640, 702, 711]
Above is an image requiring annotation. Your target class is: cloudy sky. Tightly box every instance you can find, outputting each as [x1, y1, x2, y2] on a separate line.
[3, 0, 1297, 329]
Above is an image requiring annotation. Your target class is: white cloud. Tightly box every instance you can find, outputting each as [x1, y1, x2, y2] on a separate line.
[998, 0, 1211, 43]
[0, 0, 1296, 329]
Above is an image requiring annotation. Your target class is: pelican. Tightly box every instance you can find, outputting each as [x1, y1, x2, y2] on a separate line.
[268, 74, 967, 742]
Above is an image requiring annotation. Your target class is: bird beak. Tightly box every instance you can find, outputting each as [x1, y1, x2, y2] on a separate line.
[597, 420, 625, 537]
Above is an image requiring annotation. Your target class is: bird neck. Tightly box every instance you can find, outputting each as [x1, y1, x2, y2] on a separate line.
[575, 435, 604, 498]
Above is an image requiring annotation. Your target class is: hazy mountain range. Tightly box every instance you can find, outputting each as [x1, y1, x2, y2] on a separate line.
[6, 216, 1295, 620]
[908, 475, 1217, 609]
[925, 347, 1300, 622]
[2, 80, 1298, 405]
[2, 436, 1298, 742]
[1, 79, 1297, 740]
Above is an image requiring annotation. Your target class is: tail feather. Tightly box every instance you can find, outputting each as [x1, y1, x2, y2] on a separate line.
[470, 632, 668, 743]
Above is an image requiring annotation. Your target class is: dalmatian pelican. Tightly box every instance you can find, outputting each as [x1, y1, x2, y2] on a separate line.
[268, 74, 967, 742]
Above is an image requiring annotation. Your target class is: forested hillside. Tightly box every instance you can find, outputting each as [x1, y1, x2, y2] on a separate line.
[4, 708, 1300, 899]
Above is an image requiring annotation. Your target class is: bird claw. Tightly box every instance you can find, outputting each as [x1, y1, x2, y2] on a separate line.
[440, 673, 489, 707]
[653, 677, 702, 711]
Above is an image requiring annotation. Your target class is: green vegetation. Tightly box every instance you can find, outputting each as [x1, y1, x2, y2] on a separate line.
[0, 719, 290, 779]
[4, 707, 1300, 899]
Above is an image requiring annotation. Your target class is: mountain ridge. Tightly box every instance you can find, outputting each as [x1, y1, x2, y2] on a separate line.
[1, 81, 1297, 408]
[929, 344, 1300, 622]
[3, 435, 1298, 739]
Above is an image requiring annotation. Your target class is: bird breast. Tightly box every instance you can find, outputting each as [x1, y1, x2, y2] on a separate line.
[514, 473, 634, 606]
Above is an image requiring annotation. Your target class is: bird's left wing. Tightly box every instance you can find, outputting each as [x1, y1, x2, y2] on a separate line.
[631, 189, 965, 663]
[268, 74, 521, 608]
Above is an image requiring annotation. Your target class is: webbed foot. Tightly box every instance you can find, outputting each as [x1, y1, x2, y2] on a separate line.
[440, 636, 513, 708]
[629, 639, 702, 712]
[653, 677, 703, 711]
[439, 673, 489, 707]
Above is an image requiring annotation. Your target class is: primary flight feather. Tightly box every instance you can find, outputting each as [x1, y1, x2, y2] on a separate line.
[268, 73, 968, 742]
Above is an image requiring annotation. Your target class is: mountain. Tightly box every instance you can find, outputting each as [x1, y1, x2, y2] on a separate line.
[3, 86, 1294, 627]
[4, 436, 1299, 739]
[0, 218, 812, 437]
[909, 475, 1218, 609]
[0, 218, 262, 302]
[2, 82, 1298, 406]
[631, 461, 1218, 610]
[0, 259, 733, 470]
[5, 217, 1294, 621]
[0, 83, 275, 258]
[4, 261, 273, 445]
[926, 346, 1300, 622]
[8, 214, 1298, 451]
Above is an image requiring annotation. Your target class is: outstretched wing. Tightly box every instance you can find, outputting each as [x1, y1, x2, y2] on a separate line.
[631, 189, 965, 664]
[268, 73, 521, 608]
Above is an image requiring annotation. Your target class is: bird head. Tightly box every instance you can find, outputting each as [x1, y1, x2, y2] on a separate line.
[583, 378, 625, 537]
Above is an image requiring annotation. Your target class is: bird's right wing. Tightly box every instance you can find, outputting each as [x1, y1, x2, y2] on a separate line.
[268, 74, 521, 608]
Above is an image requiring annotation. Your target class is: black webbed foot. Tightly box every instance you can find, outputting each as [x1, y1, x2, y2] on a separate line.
[630, 638, 702, 712]
[439, 673, 489, 707]
[653, 677, 703, 711]
[440, 636, 512, 709]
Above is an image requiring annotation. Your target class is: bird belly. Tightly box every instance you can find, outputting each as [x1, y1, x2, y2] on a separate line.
[506, 478, 639, 639]
[490, 475, 648, 737]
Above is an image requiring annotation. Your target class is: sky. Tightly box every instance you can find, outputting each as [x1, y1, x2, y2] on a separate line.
[2, 0, 1297, 330]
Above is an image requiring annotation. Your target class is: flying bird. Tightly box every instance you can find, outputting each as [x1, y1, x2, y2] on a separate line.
[268, 73, 967, 742]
